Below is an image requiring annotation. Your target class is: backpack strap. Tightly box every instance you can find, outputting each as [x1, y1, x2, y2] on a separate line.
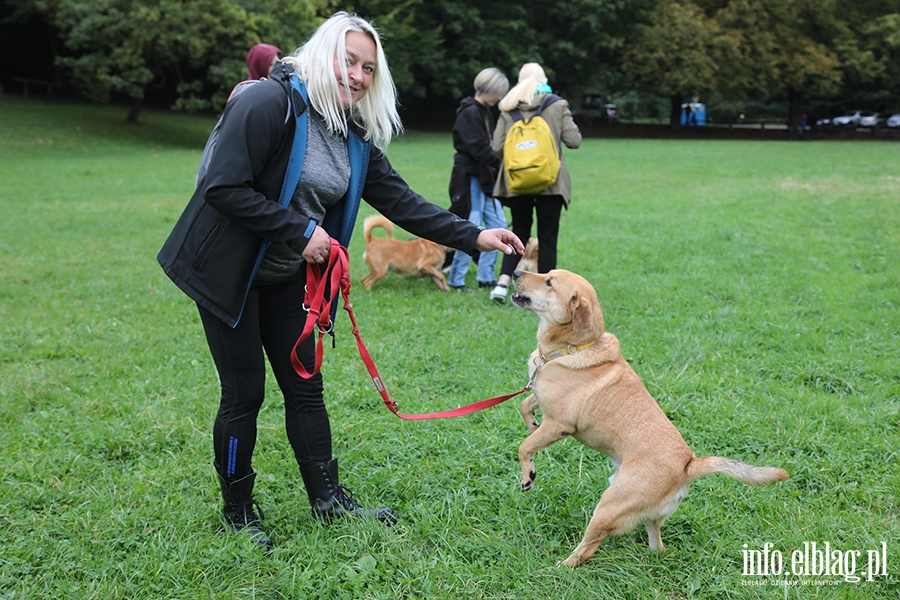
[535, 93, 560, 117]
[277, 74, 309, 209]
[238, 75, 309, 328]
[510, 93, 560, 124]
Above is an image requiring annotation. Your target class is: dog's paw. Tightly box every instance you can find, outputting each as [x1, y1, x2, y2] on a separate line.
[560, 555, 582, 568]
[521, 470, 536, 492]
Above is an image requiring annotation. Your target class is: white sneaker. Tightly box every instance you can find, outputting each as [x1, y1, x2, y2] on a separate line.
[490, 284, 508, 304]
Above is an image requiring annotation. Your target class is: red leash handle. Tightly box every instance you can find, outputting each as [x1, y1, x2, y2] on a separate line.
[291, 238, 530, 419]
[290, 239, 346, 378]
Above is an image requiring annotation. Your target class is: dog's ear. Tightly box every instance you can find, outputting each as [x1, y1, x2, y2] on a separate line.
[570, 292, 592, 332]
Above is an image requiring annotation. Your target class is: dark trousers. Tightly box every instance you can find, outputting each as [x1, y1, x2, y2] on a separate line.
[197, 267, 331, 482]
[499, 195, 565, 276]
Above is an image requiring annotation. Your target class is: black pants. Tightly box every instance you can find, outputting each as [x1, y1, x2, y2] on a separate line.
[499, 195, 565, 276]
[197, 267, 331, 482]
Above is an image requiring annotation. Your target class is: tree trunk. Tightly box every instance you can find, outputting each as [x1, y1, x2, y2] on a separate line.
[127, 95, 143, 123]
[670, 96, 682, 130]
[787, 89, 800, 140]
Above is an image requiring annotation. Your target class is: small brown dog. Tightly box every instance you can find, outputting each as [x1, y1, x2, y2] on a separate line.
[511, 269, 789, 567]
[516, 237, 539, 272]
[361, 215, 450, 291]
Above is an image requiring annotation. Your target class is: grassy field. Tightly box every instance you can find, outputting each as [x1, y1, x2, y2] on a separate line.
[0, 96, 898, 599]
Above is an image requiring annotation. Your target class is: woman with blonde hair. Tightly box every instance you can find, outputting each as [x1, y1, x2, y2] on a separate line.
[489, 62, 581, 303]
[159, 12, 523, 547]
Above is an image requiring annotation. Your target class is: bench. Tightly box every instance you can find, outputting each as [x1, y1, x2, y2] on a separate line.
[15, 78, 54, 98]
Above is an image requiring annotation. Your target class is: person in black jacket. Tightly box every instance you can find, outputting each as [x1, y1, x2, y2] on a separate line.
[446, 67, 510, 292]
[158, 12, 523, 547]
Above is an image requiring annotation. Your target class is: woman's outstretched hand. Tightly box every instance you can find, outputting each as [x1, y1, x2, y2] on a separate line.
[475, 229, 525, 255]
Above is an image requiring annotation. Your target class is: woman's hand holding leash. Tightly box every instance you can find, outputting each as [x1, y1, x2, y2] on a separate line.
[475, 228, 525, 256]
[302, 225, 332, 264]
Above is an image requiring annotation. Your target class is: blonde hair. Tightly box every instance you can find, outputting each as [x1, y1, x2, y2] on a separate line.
[498, 62, 548, 113]
[282, 12, 402, 148]
[473, 67, 509, 98]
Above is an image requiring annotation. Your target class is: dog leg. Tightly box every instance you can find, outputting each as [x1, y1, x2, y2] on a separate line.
[562, 479, 649, 567]
[361, 262, 388, 290]
[518, 419, 571, 491]
[645, 520, 665, 553]
[422, 266, 450, 291]
[519, 394, 540, 433]
[563, 500, 624, 567]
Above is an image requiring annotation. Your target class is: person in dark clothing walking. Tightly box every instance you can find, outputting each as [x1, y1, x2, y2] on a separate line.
[158, 12, 523, 547]
[446, 67, 510, 291]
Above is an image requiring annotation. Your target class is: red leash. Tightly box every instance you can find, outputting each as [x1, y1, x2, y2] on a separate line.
[291, 238, 531, 420]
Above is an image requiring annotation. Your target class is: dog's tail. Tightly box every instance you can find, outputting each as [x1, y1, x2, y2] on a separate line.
[363, 215, 394, 244]
[687, 456, 789, 486]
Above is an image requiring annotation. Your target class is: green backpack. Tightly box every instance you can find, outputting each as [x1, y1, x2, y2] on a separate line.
[503, 94, 561, 195]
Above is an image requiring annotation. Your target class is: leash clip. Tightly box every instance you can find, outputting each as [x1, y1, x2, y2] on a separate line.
[526, 369, 537, 390]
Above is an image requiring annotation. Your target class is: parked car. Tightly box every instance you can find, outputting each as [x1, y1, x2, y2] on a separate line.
[571, 92, 620, 126]
[858, 112, 884, 127]
[831, 110, 862, 127]
[885, 114, 900, 128]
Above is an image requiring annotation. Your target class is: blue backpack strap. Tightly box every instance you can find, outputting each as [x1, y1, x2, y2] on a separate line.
[277, 74, 309, 208]
[235, 75, 309, 329]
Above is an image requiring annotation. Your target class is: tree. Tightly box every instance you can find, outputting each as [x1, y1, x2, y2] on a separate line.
[714, 0, 842, 134]
[10, 0, 316, 122]
[622, 0, 721, 127]
[528, 0, 656, 105]
[833, 6, 900, 111]
[331, 0, 651, 122]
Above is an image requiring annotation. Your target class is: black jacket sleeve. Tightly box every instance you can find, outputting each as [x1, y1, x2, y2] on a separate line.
[363, 145, 481, 255]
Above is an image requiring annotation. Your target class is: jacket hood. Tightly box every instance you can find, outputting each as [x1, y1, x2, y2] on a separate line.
[516, 93, 549, 112]
[457, 96, 483, 115]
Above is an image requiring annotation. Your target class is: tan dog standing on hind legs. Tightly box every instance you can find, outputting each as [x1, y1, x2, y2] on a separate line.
[361, 215, 450, 291]
[510, 269, 789, 567]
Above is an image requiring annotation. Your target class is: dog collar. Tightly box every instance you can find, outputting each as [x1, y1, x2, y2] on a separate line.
[537, 341, 596, 365]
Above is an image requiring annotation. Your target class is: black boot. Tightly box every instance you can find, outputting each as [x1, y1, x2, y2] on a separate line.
[299, 458, 397, 524]
[218, 471, 273, 548]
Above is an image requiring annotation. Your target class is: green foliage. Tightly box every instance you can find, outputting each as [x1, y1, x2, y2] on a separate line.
[623, 0, 721, 99]
[624, 0, 845, 123]
[12, 0, 317, 118]
[314, 0, 649, 113]
[7, 0, 900, 123]
[1, 97, 899, 598]
[843, 11, 900, 101]
[714, 0, 842, 98]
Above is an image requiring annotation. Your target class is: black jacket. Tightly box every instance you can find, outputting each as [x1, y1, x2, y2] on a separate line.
[448, 97, 500, 217]
[158, 63, 480, 327]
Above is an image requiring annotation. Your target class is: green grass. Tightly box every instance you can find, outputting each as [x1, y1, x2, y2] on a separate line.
[1, 96, 898, 599]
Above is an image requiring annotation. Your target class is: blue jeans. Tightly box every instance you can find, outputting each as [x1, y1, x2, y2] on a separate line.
[448, 176, 507, 287]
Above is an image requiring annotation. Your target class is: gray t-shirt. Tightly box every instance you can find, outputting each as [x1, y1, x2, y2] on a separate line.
[256, 110, 351, 281]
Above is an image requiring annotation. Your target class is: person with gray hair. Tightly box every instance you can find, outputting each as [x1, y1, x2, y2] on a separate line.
[446, 67, 511, 291]
[489, 62, 581, 303]
[158, 12, 524, 547]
